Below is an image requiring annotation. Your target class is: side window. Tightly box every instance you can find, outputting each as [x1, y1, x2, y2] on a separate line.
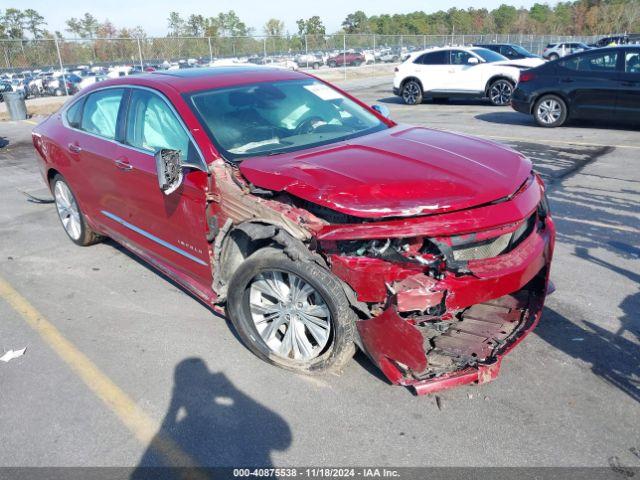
[66, 98, 84, 128]
[450, 50, 474, 65]
[415, 51, 447, 65]
[125, 89, 195, 164]
[561, 52, 618, 72]
[625, 52, 640, 73]
[503, 46, 517, 58]
[80, 89, 125, 140]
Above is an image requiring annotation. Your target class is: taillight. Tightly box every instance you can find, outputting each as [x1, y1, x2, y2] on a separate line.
[519, 71, 535, 83]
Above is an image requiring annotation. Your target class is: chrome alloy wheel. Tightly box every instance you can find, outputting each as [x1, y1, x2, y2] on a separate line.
[402, 81, 421, 104]
[248, 270, 331, 361]
[537, 99, 562, 125]
[489, 80, 513, 106]
[54, 181, 82, 240]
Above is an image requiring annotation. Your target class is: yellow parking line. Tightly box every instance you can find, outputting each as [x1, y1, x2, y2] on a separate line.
[0, 275, 199, 469]
[23, 119, 38, 125]
[486, 134, 640, 150]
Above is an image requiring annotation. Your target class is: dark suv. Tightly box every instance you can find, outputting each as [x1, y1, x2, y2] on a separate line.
[474, 43, 540, 60]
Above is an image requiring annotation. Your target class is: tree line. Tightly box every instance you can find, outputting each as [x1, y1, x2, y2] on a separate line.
[1, 1, 639, 42]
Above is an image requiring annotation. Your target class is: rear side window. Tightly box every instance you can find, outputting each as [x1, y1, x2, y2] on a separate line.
[65, 98, 84, 128]
[80, 89, 125, 140]
[561, 52, 618, 72]
[125, 89, 195, 164]
[415, 51, 447, 65]
[625, 52, 640, 73]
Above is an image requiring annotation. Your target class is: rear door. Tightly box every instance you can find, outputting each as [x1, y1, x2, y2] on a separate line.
[112, 87, 212, 286]
[615, 49, 640, 120]
[558, 50, 620, 120]
[413, 50, 449, 92]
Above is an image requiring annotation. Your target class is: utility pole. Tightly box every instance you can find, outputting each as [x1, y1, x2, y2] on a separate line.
[54, 36, 68, 96]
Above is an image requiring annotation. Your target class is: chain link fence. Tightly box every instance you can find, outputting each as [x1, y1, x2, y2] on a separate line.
[1, 33, 601, 78]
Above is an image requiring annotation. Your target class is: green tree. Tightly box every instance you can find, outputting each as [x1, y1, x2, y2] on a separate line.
[263, 18, 285, 37]
[167, 12, 185, 36]
[23, 9, 46, 38]
[342, 11, 368, 33]
[296, 16, 326, 36]
[186, 14, 205, 36]
[1, 8, 25, 39]
[492, 4, 518, 33]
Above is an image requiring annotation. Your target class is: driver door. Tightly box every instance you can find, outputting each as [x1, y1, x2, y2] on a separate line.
[111, 87, 212, 286]
[447, 50, 483, 92]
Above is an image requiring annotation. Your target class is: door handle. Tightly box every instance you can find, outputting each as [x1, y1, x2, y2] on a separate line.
[114, 158, 133, 171]
[68, 143, 82, 153]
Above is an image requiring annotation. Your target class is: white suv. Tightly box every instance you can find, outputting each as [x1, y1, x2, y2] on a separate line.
[393, 46, 544, 106]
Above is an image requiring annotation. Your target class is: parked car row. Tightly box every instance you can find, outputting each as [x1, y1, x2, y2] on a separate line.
[393, 43, 639, 128]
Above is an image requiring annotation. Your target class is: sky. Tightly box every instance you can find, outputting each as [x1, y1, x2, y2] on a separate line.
[10, 0, 545, 37]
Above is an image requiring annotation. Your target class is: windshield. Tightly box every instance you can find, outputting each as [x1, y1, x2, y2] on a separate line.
[471, 48, 508, 63]
[188, 79, 386, 160]
[511, 44, 536, 57]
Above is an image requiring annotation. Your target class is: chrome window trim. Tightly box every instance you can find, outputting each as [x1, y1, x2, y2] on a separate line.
[101, 210, 209, 266]
[60, 84, 208, 172]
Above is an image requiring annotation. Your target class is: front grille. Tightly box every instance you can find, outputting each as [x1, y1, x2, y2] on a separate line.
[451, 212, 537, 261]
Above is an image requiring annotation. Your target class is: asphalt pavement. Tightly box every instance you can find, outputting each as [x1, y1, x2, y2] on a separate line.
[0, 78, 638, 472]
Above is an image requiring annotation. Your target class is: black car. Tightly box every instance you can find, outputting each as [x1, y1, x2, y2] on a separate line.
[511, 46, 640, 127]
[474, 43, 540, 60]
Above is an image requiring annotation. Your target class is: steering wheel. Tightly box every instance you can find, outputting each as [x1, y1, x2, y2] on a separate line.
[294, 116, 326, 135]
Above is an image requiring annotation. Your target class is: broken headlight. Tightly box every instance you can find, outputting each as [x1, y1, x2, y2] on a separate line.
[337, 238, 444, 270]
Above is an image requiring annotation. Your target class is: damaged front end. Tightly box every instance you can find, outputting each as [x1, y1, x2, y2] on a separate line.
[209, 156, 555, 395]
[315, 173, 556, 394]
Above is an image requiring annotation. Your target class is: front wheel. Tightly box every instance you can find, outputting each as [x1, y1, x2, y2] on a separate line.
[52, 174, 103, 246]
[401, 80, 423, 105]
[533, 94, 567, 127]
[226, 248, 356, 375]
[488, 79, 514, 106]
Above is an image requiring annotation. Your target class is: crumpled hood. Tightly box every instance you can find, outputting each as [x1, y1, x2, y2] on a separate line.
[239, 125, 532, 219]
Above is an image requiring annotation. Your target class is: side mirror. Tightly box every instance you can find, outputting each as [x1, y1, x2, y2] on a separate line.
[467, 57, 479, 65]
[155, 148, 183, 195]
[371, 104, 390, 118]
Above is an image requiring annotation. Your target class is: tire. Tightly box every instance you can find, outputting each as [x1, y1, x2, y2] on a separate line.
[328, 60, 337, 68]
[549, 53, 559, 61]
[353, 60, 362, 67]
[312, 62, 320, 70]
[401, 79, 423, 105]
[488, 79, 514, 106]
[226, 247, 356, 375]
[51, 174, 103, 246]
[533, 94, 567, 127]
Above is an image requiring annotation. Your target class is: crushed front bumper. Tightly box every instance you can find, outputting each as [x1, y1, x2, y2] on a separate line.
[327, 212, 555, 394]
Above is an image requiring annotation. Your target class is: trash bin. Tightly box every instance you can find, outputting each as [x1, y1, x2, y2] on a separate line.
[3, 91, 27, 121]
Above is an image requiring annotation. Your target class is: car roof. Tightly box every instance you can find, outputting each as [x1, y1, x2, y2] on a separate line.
[89, 66, 307, 94]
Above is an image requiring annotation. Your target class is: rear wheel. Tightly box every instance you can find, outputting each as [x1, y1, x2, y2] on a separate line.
[533, 94, 567, 127]
[52, 174, 102, 246]
[548, 53, 559, 61]
[401, 80, 423, 105]
[488, 79, 514, 106]
[226, 248, 356, 375]
[328, 60, 337, 68]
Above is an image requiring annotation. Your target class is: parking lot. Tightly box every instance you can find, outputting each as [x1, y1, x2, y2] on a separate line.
[0, 76, 639, 472]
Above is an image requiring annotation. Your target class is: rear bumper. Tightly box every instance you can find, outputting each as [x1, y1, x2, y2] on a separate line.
[511, 98, 532, 114]
[348, 216, 555, 394]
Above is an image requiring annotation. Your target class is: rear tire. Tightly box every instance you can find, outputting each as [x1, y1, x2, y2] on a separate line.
[549, 53, 559, 61]
[51, 174, 103, 246]
[401, 80, 423, 105]
[226, 248, 356, 375]
[328, 60, 337, 68]
[533, 94, 567, 127]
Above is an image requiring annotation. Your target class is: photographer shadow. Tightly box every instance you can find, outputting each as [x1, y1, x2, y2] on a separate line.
[131, 358, 291, 479]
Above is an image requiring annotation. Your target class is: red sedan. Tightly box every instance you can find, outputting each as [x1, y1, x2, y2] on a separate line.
[31, 66, 555, 395]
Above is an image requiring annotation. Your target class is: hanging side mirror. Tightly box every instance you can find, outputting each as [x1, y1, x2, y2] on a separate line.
[155, 148, 183, 195]
[371, 104, 391, 118]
